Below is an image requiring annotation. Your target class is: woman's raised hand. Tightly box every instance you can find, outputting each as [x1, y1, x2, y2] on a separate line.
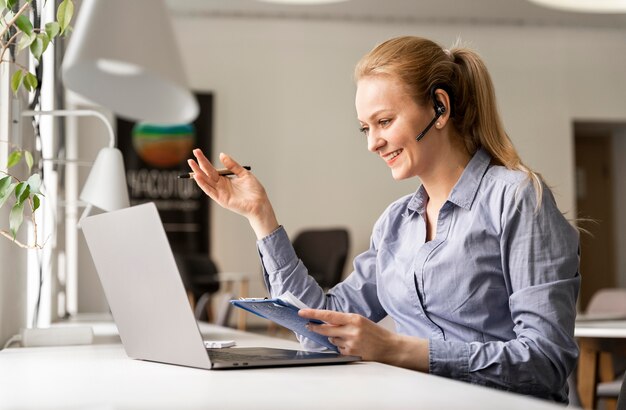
[188, 149, 279, 238]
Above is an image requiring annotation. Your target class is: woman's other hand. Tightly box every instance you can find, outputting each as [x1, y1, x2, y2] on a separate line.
[188, 149, 279, 238]
[300, 308, 429, 372]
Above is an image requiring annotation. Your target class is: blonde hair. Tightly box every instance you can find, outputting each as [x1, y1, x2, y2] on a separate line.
[354, 36, 543, 206]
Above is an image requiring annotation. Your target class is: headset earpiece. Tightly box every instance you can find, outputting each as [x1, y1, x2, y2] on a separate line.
[431, 87, 446, 117]
[416, 87, 447, 142]
[435, 101, 446, 116]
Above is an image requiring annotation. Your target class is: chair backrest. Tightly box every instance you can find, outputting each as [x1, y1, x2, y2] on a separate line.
[586, 288, 626, 316]
[617, 374, 626, 410]
[174, 253, 220, 298]
[292, 228, 350, 289]
[174, 253, 221, 321]
[586, 288, 626, 379]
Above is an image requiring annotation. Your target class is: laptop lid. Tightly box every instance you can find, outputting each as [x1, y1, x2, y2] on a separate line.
[82, 202, 213, 369]
[82, 202, 359, 369]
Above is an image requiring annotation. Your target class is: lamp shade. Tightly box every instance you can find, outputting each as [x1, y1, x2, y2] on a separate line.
[527, 0, 626, 13]
[79, 148, 130, 212]
[61, 0, 199, 125]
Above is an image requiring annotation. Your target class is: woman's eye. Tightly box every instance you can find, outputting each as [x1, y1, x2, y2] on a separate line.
[379, 119, 391, 127]
[359, 127, 369, 137]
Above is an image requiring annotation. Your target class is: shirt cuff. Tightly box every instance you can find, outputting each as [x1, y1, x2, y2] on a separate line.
[256, 226, 298, 272]
[429, 338, 470, 381]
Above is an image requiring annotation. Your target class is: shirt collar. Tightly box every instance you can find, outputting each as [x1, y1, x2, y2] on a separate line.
[405, 147, 491, 216]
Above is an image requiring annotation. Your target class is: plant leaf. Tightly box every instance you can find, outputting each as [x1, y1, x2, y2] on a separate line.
[39, 32, 50, 54]
[7, 0, 18, 9]
[0, 182, 16, 209]
[17, 31, 36, 52]
[0, 176, 12, 206]
[29, 35, 44, 60]
[0, 176, 11, 193]
[32, 194, 40, 212]
[15, 14, 33, 35]
[24, 150, 33, 171]
[7, 150, 22, 168]
[57, 0, 73, 35]
[26, 173, 41, 194]
[0, 0, 7, 11]
[9, 202, 25, 240]
[45, 21, 60, 39]
[14, 181, 29, 205]
[24, 71, 38, 92]
[10, 70, 24, 96]
[19, 185, 30, 204]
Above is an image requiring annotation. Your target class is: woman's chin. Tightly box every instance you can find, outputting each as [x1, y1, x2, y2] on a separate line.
[390, 168, 411, 181]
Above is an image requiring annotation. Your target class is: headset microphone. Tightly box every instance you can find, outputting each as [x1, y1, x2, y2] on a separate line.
[415, 102, 446, 142]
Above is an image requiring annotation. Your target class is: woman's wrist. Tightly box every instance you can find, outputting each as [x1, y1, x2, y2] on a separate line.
[248, 205, 280, 239]
[385, 334, 430, 372]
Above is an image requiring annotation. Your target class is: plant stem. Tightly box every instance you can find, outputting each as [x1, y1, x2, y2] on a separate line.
[0, 30, 21, 62]
[0, 58, 28, 72]
[0, 229, 42, 249]
[0, 2, 30, 43]
[0, 169, 22, 183]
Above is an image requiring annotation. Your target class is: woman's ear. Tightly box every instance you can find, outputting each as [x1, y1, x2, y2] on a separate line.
[433, 88, 451, 128]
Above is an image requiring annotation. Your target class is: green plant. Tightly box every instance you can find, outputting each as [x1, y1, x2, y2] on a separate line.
[0, 0, 73, 248]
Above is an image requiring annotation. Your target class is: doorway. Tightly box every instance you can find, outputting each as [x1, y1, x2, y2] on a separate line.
[574, 122, 626, 311]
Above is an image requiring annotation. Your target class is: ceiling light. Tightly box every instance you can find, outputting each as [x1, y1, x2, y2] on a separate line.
[527, 0, 626, 13]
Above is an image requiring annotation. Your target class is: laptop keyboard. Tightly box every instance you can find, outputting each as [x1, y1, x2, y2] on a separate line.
[207, 347, 340, 363]
[207, 348, 295, 362]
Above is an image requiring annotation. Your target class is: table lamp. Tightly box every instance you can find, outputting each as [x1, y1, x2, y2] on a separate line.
[20, 109, 129, 223]
[57, 0, 199, 217]
[22, 0, 200, 324]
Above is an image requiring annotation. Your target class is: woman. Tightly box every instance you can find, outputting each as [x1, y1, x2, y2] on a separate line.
[188, 36, 580, 403]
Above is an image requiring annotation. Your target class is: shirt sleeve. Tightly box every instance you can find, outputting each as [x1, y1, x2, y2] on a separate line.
[429, 179, 580, 401]
[257, 224, 387, 349]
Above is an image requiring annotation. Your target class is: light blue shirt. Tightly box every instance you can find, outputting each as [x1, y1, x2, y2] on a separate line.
[257, 147, 580, 403]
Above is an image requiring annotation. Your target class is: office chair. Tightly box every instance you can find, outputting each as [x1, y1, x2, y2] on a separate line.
[292, 228, 350, 289]
[174, 253, 220, 321]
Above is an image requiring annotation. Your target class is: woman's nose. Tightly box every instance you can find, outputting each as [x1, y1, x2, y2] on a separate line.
[367, 131, 385, 153]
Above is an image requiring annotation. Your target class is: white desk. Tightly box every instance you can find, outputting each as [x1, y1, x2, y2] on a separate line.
[0, 320, 565, 410]
[574, 320, 626, 410]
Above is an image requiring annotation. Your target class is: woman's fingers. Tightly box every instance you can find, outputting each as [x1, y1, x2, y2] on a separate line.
[301, 309, 357, 340]
[299, 308, 352, 325]
[219, 152, 249, 177]
[193, 148, 220, 182]
[188, 158, 218, 198]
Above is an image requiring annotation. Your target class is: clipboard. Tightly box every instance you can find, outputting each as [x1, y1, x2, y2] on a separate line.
[230, 293, 337, 351]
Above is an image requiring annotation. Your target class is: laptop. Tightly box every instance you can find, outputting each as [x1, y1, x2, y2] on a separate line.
[81, 202, 360, 369]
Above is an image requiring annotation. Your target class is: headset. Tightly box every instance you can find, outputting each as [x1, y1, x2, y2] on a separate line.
[415, 88, 447, 142]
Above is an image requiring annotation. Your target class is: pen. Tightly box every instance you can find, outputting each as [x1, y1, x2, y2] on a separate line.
[178, 166, 251, 179]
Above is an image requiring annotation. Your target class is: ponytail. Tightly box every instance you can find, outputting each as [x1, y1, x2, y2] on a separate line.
[449, 45, 544, 206]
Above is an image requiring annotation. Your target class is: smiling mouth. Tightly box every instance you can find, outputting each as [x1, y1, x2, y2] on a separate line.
[382, 149, 402, 162]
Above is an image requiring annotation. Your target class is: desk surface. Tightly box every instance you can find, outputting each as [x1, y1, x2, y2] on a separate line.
[575, 319, 626, 338]
[0, 320, 564, 410]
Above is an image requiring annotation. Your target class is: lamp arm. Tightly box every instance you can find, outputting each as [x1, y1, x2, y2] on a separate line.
[21, 109, 116, 148]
